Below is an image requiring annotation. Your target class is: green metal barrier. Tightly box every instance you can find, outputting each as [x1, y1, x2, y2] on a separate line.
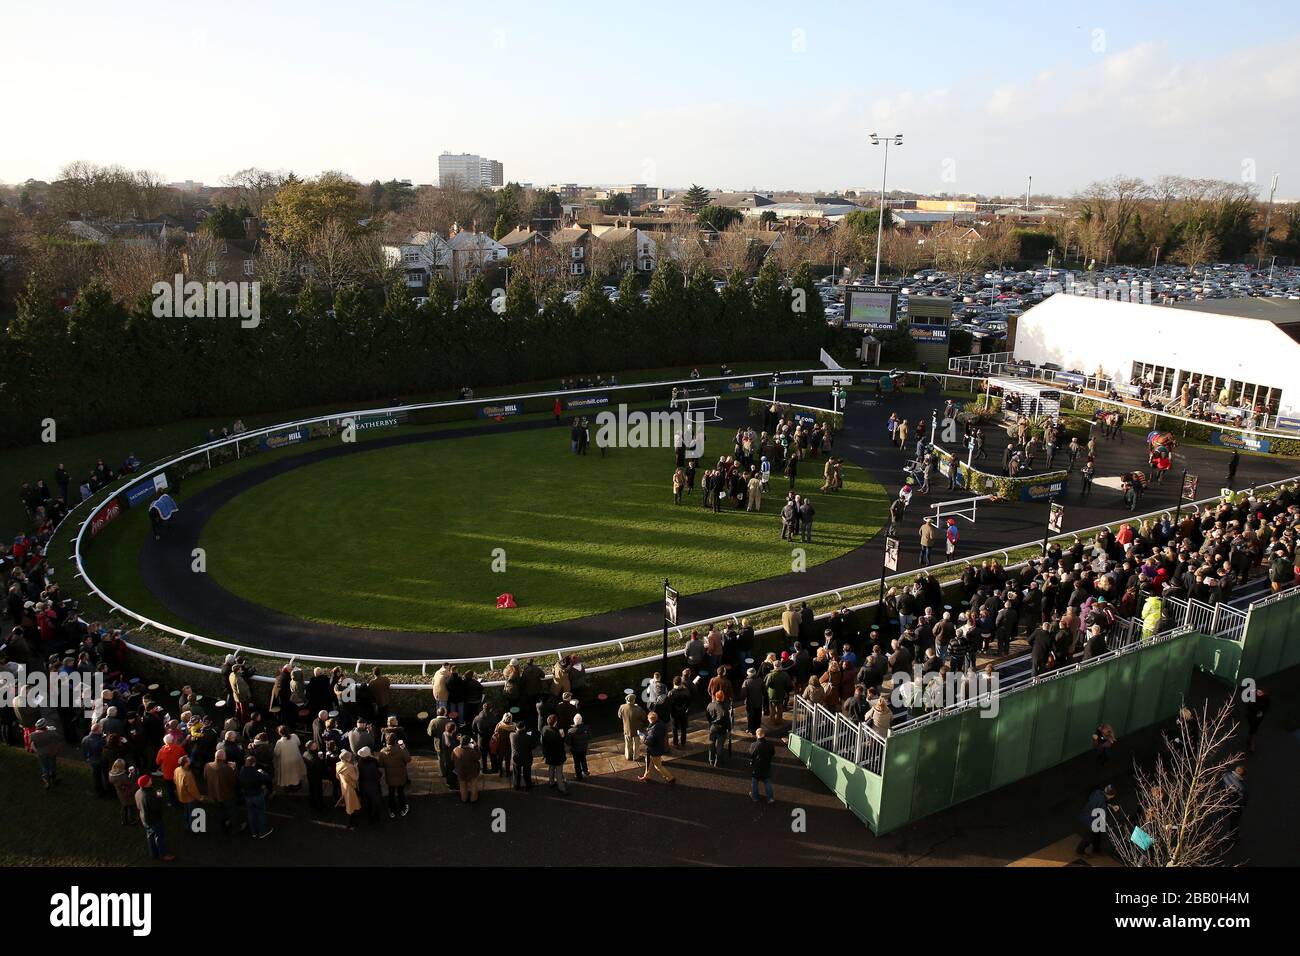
[791, 586, 1300, 835]
[791, 627, 1199, 835]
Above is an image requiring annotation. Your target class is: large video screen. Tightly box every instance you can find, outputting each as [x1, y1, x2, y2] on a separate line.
[846, 289, 896, 329]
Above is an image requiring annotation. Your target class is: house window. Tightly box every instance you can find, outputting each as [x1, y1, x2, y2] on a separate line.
[404, 251, 420, 263]
[570, 263, 584, 275]
[206, 261, 218, 277]
[219, 241, 228, 254]
[243, 259, 255, 276]
[572, 246, 584, 259]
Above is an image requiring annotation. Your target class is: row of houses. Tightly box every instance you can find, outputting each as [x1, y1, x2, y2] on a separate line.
[382, 220, 660, 289]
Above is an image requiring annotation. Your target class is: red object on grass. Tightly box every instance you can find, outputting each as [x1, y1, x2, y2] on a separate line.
[496, 593, 517, 609]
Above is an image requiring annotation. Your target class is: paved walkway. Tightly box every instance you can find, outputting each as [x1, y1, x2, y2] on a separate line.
[406, 717, 763, 794]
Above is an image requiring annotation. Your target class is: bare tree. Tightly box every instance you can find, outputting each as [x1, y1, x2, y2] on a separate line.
[181, 233, 223, 280]
[881, 229, 927, 278]
[306, 218, 363, 292]
[1109, 700, 1244, 867]
[770, 229, 813, 278]
[506, 241, 562, 294]
[821, 221, 862, 279]
[590, 232, 636, 278]
[1073, 176, 1150, 266]
[221, 168, 289, 216]
[255, 242, 300, 294]
[133, 169, 172, 219]
[712, 221, 762, 276]
[980, 220, 1020, 271]
[929, 228, 982, 292]
[96, 239, 175, 302]
[663, 213, 709, 279]
[1173, 228, 1219, 275]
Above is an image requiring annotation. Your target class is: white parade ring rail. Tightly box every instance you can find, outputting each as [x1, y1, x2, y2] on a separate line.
[66, 368, 1299, 689]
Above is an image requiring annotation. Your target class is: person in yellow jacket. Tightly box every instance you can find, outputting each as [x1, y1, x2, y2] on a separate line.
[1140, 594, 1163, 640]
[335, 750, 362, 829]
[174, 755, 203, 833]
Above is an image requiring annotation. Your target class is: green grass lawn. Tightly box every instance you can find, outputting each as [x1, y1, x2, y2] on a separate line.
[199, 426, 886, 632]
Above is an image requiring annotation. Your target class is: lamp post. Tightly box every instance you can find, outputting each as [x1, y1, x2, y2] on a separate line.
[870, 133, 903, 285]
[1259, 173, 1279, 269]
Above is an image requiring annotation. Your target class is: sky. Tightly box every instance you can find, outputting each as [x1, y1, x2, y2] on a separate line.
[2, 0, 1298, 199]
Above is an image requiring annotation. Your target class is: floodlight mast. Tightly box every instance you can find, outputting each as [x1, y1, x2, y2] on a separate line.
[870, 133, 903, 285]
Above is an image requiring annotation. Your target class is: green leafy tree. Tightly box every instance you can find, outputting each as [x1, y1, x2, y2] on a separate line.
[494, 182, 527, 233]
[202, 203, 250, 242]
[751, 258, 784, 326]
[599, 193, 631, 215]
[681, 184, 712, 216]
[647, 258, 687, 320]
[263, 172, 367, 249]
[532, 190, 562, 220]
[699, 204, 742, 231]
[790, 262, 824, 326]
[842, 208, 886, 237]
[505, 276, 537, 321]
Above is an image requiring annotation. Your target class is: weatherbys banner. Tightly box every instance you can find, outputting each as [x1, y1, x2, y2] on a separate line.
[355, 411, 409, 431]
[1209, 431, 1271, 453]
[479, 403, 521, 418]
[1020, 476, 1068, 501]
[124, 473, 168, 508]
[565, 395, 610, 409]
[259, 427, 309, 451]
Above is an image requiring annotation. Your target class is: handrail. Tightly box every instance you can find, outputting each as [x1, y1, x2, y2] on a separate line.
[69, 369, 1300, 676]
[952, 356, 1298, 443]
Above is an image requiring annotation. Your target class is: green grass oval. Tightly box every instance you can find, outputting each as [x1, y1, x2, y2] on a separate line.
[199, 426, 888, 632]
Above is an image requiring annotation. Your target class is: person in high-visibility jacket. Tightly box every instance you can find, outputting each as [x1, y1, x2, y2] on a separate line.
[1141, 593, 1163, 640]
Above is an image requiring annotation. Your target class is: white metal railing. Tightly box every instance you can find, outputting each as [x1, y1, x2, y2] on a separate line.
[1166, 585, 1287, 644]
[65, 370, 1300, 683]
[791, 695, 887, 774]
[1214, 604, 1248, 642]
[1185, 598, 1218, 633]
[91, 464, 1300, 686]
[94, 472, 1296, 684]
[953, 357, 1297, 443]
